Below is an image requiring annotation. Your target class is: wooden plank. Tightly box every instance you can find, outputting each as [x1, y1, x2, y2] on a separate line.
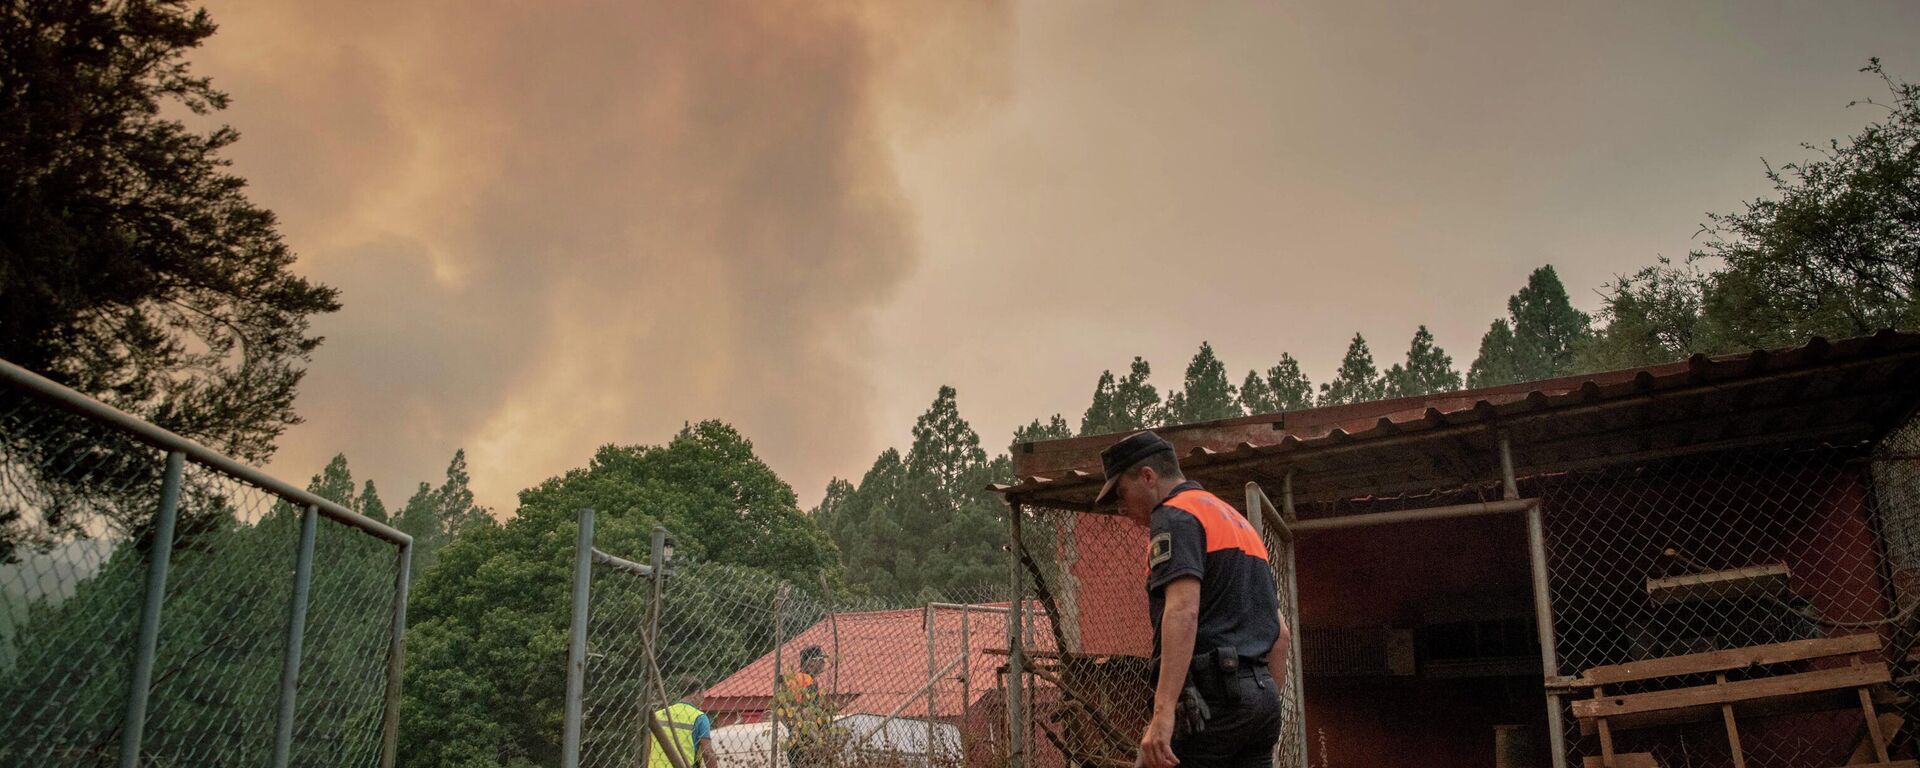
[1719, 673, 1746, 768]
[1581, 754, 1659, 768]
[1579, 634, 1882, 686]
[1573, 663, 1891, 720]
[1860, 687, 1893, 764]
[1848, 713, 1904, 764]
[1647, 564, 1790, 606]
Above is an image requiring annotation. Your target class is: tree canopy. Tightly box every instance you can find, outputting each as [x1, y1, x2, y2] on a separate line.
[1162, 342, 1242, 424]
[1468, 266, 1591, 387]
[0, 0, 338, 463]
[1584, 61, 1919, 367]
[1318, 334, 1385, 406]
[1080, 357, 1163, 435]
[401, 422, 838, 768]
[1383, 325, 1463, 399]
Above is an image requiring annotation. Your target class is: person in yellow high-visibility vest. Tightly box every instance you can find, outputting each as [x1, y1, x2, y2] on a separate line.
[644, 676, 717, 768]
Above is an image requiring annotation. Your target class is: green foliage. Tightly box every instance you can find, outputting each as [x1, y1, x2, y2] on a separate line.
[817, 449, 911, 594]
[1317, 334, 1385, 406]
[0, 0, 339, 464]
[395, 450, 496, 573]
[1577, 257, 1712, 370]
[823, 389, 1007, 597]
[1238, 354, 1315, 414]
[1162, 342, 1242, 424]
[1468, 266, 1592, 387]
[401, 422, 838, 768]
[1013, 414, 1073, 446]
[1382, 326, 1462, 399]
[1585, 62, 1920, 363]
[1080, 357, 1163, 435]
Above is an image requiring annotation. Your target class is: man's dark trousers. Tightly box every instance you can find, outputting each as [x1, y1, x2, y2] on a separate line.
[1170, 666, 1282, 768]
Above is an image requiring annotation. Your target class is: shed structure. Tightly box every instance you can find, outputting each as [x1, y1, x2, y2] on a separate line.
[992, 331, 1920, 768]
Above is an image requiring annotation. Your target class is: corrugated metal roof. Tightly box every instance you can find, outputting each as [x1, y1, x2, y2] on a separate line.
[993, 330, 1920, 510]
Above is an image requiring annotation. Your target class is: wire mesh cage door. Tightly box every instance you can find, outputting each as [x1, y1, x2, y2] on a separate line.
[1248, 482, 1308, 768]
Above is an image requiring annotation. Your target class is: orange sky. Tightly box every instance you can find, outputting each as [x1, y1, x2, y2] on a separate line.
[193, 0, 1920, 513]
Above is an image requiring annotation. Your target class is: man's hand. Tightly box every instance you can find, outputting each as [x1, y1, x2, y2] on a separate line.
[1141, 577, 1199, 768]
[1138, 708, 1179, 768]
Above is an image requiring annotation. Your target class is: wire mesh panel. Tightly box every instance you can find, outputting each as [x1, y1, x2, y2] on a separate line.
[1539, 434, 1915, 768]
[0, 365, 409, 767]
[573, 522, 1020, 768]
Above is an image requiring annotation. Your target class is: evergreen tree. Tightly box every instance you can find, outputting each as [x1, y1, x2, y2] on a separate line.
[1239, 370, 1277, 415]
[0, 0, 339, 467]
[1468, 266, 1592, 387]
[904, 387, 1002, 597]
[359, 480, 388, 522]
[1163, 342, 1242, 424]
[1014, 415, 1073, 445]
[832, 449, 912, 593]
[308, 454, 359, 509]
[1318, 334, 1386, 406]
[1242, 355, 1317, 414]
[1383, 326, 1463, 398]
[394, 450, 493, 572]
[1468, 319, 1523, 388]
[1080, 357, 1162, 435]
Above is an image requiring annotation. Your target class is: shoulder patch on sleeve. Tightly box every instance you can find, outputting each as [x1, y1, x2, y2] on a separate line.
[1149, 531, 1173, 567]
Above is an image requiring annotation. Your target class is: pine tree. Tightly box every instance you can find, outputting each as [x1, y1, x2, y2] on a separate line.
[1240, 354, 1315, 414]
[307, 454, 358, 509]
[359, 480, 388, 522]
[904, 387, 1002, 597]
[1318, 334, 1386, 406]
[1383, 326, 1463, 398]
[1014, 415, 1073, 445]
[1239, 370, 1277, 414]
[1468, 266, 1592, 387]
[1468, 319, 1523, 388]
[1163, 342, 1242, 424]
[1080, 357, 1163, 434]
[394, 450, 493, 572]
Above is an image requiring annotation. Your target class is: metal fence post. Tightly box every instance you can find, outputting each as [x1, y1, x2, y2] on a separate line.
[925, 604, 936, 762]
[1005, 500, 1026, 768]
[770, 586, 789, 768]
[1503, 432, 1569, 768]
[1280, 472, 1308, 768]
[272, 504, 321, 768]
[117, 450, 185, 768]
[379, 540, 414, 768]
[563, 508, 595, 768]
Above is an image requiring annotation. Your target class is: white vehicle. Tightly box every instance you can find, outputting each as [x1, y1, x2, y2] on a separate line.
[708, 715, 961, 768]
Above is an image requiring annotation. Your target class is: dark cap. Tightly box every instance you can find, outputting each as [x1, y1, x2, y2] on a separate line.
[1095, 431, 1175, 508]
[799, 645, 825, 662]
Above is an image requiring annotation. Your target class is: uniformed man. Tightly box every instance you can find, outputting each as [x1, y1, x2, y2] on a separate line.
[1096, 430, 1293, 768]
[644, 675, 717, 768]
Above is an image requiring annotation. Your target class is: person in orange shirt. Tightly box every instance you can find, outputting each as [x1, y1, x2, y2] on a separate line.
[773, 645, 834, 767]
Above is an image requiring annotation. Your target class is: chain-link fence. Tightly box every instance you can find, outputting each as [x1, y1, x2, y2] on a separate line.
[565, 508, 1030, 768]
[1518, 413, 1920, 768]
[0, 359, 412, 767]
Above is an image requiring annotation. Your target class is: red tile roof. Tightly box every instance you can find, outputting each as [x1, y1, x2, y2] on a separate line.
[704, 604, 1056, 719]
